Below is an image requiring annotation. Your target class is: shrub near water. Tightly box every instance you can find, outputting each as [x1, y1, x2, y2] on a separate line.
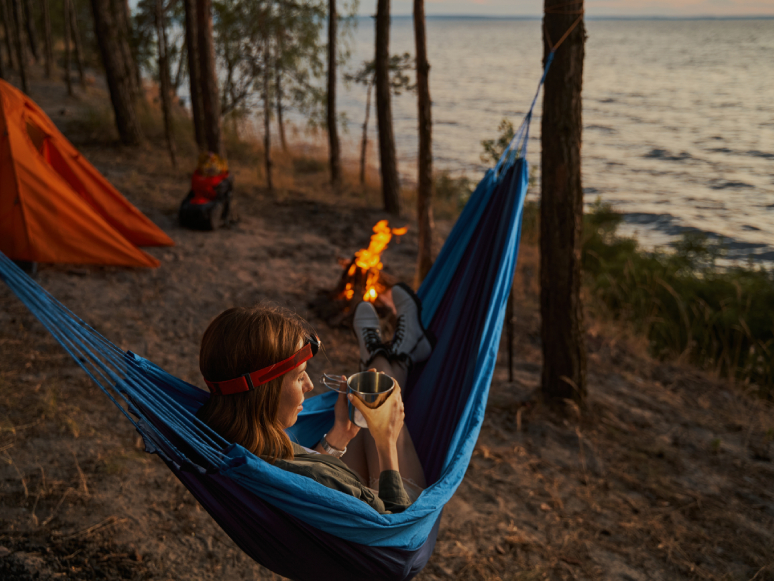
[582, 200, 774, 397]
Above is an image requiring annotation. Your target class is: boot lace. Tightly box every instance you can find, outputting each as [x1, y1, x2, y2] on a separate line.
[392, 316, 406, 349]
[362, 327, 382, 353]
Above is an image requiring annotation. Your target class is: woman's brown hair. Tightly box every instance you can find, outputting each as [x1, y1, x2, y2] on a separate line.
[196, 305, 311, 462]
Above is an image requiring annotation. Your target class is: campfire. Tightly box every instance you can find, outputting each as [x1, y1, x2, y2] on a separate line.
[341, 220, 408, 303]
[313, 220, 407, 326]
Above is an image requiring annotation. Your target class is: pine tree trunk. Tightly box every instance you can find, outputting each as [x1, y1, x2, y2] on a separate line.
[110, 0, 138, 100]
[1, 0, 14, 72]
[263, 37, 272, 191]
[359, 80, 372, 185]
[275, 60, 287, 151]
[11, 0, 28, 93]
[182, 0, 204, 149]
[540, 0, 587, 408]
[69, 1, 85, 88]
[22, 0, 36, 62]
[63, 0, 71, 95]
[413, 0, 433, 283]
[41, 0, 52, 77]
[90, 0, 142, 145]
[326, 0, 341, 186]
[155, 0, 176, 167]
[118, 0, 140, 94]
[374, 0, 400, 215]
[196, 0, 222, 156]
[173, 36, 186, 93]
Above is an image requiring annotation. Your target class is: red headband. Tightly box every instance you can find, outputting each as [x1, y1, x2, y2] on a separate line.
[204, 336, 319, 396]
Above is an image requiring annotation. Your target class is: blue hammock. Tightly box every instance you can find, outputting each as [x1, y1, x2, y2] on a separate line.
[0, 59, 552, 581]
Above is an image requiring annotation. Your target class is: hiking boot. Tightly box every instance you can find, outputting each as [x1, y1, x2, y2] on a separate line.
[389, 283, 433, 367]
[353, 301, 389, 368]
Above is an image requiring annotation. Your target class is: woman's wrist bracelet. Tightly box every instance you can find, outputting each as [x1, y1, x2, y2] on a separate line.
[320, 433, 347, 458]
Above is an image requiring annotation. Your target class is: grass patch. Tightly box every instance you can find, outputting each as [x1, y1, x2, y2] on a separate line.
[293, 155, 327, 175]
[433, 170, 474, 219]
[582, 200, 774, 397]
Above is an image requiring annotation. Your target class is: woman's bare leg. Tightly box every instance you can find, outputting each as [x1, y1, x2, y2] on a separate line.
[340, 431, 369, 485]
[362, 355, 426, 488]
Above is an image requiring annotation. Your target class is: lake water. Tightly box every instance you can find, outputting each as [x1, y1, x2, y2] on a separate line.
[336, 17, 774, 263]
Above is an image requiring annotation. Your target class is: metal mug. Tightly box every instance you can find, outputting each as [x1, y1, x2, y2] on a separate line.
[320, 371, 396, 429]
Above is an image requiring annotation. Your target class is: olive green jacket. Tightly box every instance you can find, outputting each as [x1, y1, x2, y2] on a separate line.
[273, 443, 412, 514]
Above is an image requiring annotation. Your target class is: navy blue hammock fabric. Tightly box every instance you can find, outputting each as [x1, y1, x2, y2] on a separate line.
[0, 59, 552, 581]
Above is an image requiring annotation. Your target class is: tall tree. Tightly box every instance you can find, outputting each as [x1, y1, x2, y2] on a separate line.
[1, 0, 14, 72]
[172, 36, 186, 93]
[374, 0, 400, 214]
[359, 76, 372, 184]
[196, 0, 222, 155]
[155, 0, 176, 166]
[69, 1, 85, 88]
[183, 0, 204, 149]
[413, 0, 432, 283]
[11, 0, 28, 93]
[540, 0, 587, 407]
[326, 0, 340, 186]
[41, 0, 52, 77]
[63, 0, 71, 95]
[275, 51, 287, 151]
[0, 22, 4, 77]
[262, 33, 272, 191]
[118, 0, 141, 94]
[90, 0, 143, 144]
[346, 54, 414, 188]
[22, 0, 37, 62]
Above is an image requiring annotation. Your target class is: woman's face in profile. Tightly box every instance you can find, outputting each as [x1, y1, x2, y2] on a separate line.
[277, 344, 314, 428]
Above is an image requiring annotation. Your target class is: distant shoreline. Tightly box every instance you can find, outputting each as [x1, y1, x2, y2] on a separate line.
[376, 15, 774, 21]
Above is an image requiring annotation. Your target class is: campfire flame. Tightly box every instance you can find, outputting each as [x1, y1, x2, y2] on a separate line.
[344, 220, 408, 302]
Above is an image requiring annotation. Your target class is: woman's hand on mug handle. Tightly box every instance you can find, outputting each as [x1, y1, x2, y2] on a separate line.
[325, 378, 360, 451]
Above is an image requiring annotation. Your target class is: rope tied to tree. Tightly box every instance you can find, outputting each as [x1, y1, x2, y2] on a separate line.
[543, 1, 584, 53]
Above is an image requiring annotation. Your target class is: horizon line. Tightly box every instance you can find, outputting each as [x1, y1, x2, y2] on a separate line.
[364, 14, 774, 21]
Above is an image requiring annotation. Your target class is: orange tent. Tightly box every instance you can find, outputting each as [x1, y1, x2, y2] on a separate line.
[0, 80, 173, 267]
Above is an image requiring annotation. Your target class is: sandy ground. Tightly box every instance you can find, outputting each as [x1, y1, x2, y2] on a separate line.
[1, 73, 773, 580]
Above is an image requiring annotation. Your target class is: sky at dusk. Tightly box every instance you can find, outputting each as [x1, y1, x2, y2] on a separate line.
[378, 0, 774, 17]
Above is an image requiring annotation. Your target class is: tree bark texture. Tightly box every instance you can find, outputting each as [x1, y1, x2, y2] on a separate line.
[173, 36, 186, 93]
[1, 0, 14, 72]
[155, 0, 176, 167]
[22, 0, 36, 61]
[276, 61, 287, 151]
[11, 0, 27, 93]
[69, 1, 85, 87]
[413, 0, 433, 283]
[540, 0, 587, 407]
[90, 0, 142, 145]
[374, 0, 400, 214]
[275, 25, 287, 151]
[63, 0, 71, 95]
[263, 37, 272, 191]
[118, 0, 140, 94]
[42, 0, 52, 77]
[196, 0, 222, 156]
[182, 0, 204, 149]
[326, 0, 340, 186]
[359, 79, 372, 185]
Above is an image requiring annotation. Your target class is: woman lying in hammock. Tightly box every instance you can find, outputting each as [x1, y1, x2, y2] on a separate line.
[195, 284, 431, 514]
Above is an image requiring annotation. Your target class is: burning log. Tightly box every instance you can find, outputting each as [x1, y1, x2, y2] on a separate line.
[312, 220, 407, 327]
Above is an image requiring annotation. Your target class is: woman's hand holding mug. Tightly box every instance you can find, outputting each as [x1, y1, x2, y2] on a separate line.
[348, 372, 404, 473]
